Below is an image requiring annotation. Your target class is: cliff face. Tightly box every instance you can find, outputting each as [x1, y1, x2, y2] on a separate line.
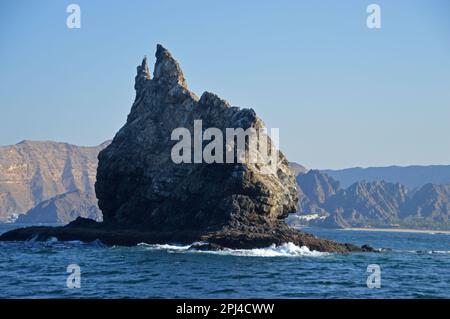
[95, 44, 298, 233]
[0, 140, 109, 222]
[328, 181, 409, 226]
[401, 183, 450, 226]
[296, 170, 340, 215]
[16, 190, 102, 224]
[297, 170, 340, 204]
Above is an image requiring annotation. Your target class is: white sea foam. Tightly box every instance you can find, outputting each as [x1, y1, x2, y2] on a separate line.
[138, 242, 328, 257]
[137, 243, 192, 251]
[205, 243, 329, 257]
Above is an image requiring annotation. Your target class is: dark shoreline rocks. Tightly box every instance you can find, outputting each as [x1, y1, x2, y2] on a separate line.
[0, 217, 374, 252]
[0, 44, 375, 253]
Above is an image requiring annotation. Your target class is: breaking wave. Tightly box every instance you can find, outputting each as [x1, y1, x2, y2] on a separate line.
[138, 242, 329, 257]
[137, 243, 193, 251]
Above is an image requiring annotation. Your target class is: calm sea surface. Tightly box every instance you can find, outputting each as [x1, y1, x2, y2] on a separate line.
[1, 223, 449, 298]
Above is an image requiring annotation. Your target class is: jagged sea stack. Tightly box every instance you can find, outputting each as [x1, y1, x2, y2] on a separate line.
[0, 45, 372, 252]
[96, 44, 298, 232]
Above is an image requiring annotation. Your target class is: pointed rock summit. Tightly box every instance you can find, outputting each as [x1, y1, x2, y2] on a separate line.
[153, 44, 187, 88]
[0, 45, 373, 252]
[134, 56, 151, 93]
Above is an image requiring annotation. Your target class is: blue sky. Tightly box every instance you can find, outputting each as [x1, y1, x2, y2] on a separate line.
[0, 0, 449, 169]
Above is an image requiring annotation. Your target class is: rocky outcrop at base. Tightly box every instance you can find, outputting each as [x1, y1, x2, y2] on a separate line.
[0, 217, 373, 252]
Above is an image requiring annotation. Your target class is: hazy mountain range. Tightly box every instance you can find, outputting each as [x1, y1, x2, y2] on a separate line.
[291, 166, 450, 230]
[0, 141, 449, 229]
[16, 190, 102, 224]
[322, 165, 450, 189]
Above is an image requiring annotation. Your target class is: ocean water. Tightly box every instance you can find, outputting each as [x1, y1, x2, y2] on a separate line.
[1, 224, 450, 298]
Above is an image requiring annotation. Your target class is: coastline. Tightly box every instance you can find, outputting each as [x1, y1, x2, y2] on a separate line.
[343, 227, 450, 235]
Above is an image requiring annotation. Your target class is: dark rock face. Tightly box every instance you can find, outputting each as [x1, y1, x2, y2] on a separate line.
[0, 45, 372, 252]
[16, 190, 102, 224]
[95, 44, 298, 233]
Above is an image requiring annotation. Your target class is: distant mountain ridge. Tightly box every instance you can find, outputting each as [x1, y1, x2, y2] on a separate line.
[16, 190, 102, 224]
[294, 170, 450, 229]
[321, 165, 450, 189]
[289, 162, 308, 176]
[0, 140, 109, 222]
[2, 145, 449, 227]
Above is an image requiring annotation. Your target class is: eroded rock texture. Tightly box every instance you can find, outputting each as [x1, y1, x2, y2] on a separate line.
[95, 44, 298, 234]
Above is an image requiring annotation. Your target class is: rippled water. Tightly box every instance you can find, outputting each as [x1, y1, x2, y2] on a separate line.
[1, 224, 450, 298]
